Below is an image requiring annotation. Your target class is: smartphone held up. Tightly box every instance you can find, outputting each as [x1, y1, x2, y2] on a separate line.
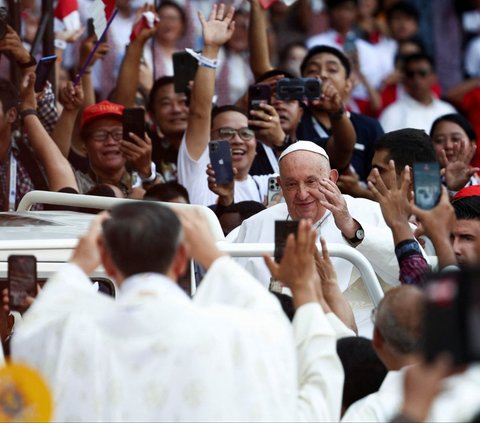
[8, 255, 37, 312]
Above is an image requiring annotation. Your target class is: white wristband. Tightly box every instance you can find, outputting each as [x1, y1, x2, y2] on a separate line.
[185, 48, 218, 69]
[141, 162, 157, 183]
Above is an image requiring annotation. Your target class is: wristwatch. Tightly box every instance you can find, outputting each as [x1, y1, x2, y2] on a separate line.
[348, 227, 365, 244]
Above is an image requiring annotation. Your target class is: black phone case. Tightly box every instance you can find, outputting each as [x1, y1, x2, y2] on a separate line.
[8, 255, 37, 309]
[123, 108, 145, 143]
[209, 140, 234, 184]
[274, 220, 300, 263]
[173, 51, 198, 93]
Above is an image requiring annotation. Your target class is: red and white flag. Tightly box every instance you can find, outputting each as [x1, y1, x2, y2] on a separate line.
[87, 0, 116, 39]
[54, 0, 81, 31]
[259, 0, 296, 8]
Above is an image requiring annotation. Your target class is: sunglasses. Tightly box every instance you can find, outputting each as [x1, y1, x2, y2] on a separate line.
[405, 69, 431, 79]
[214, 127, 255, 141]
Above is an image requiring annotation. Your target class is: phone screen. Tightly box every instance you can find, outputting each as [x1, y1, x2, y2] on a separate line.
[413, 162, 441, 210]
[8, 255, 37, 310]
[34, 55, 57, 93]
[123, 108, 145, 143]
[209, 140, 233, 184]
[274, 220, 299, 263]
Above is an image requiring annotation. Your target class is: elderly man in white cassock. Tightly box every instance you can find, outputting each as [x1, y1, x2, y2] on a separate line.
[10, 196, 346, 421]
[229, 140, 401, 336]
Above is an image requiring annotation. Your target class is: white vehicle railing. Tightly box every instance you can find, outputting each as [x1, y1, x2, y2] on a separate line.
[12, 191, 384, 304]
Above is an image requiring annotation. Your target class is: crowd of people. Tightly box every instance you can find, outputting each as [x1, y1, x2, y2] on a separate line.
[1, 0, 480, 421]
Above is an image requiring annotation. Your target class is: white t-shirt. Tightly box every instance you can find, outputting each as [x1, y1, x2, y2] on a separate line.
[177, 135, 272, 206]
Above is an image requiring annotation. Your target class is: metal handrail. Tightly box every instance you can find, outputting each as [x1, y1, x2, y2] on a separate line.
[16, 191, 225, 242]
[218, 242, 384, 306]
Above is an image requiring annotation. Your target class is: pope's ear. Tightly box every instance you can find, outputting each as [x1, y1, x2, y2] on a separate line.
[329, 168, 339, 183]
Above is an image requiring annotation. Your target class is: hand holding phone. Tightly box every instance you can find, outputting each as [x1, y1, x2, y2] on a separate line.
[209, 140, 234, 184]
[8, 255, 37, 312]
[248, 84, 271, 114]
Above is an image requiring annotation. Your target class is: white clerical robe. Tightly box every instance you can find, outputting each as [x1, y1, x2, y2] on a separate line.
[342, 365, 480, 422]
[228, 197, 400, 337]
[11, 256, 344, 422]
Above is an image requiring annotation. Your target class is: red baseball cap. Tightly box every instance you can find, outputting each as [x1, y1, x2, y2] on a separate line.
[452, 185, 480, 201]
[80, 101, 125, 129]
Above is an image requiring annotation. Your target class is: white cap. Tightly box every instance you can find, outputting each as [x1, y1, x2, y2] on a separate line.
[278, 140, 330, 162]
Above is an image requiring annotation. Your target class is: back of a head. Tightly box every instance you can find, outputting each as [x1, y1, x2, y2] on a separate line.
[375, 285, 425, 356]
[218, 201, 266, 221]
[144, 181, 190, 204]
[337, 336, 388, 411]
[375, 128, 436, 174]
[102, 202, 182, 277]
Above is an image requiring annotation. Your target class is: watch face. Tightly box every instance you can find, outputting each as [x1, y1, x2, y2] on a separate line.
[356, 228, 365, 240]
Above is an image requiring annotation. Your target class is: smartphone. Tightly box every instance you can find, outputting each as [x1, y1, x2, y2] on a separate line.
[423, 268, 480, 365]
[274, 220, 300, 263]
[34, 55, 57, 93]
[172, 51, 198, 94]
[8, 255, 37, 311]
[209, 140, 234, 184]
[267, 176, 282, 205]
[343, 33, 357, 55]
[413, 162, 441, 210]
[123, 108, 145, 143]
[248, 84, 271, 114]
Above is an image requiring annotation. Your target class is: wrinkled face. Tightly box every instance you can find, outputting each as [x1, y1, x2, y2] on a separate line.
[403, 59, 435, 101]
[388, 12, 418, 41]
[211, 111, 256, 178]
[279, 151, 337, 222]
[151, 83, 188, 136]
[431, 120, 475, 163]
[156, 5, 184, 44]
[302, 52, 352, 101]
[329, 2, 358, 33]
[271, 96, 303, 135]
[452, 219, 480, 265]
[84, 118, 125, 174]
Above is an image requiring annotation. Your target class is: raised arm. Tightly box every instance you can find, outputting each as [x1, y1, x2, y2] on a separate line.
[20, 73, 79, 192]
[51, 81, 85, 157]
[248, 0, 273, 79]
[113, 7, 157, 107]
[185, 4, 235, 161]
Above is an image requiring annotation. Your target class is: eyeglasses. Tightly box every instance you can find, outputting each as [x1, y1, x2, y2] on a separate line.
[405, 69, 431, 79]
[89, 129, 123, 142]
[214, 127, 255, 141]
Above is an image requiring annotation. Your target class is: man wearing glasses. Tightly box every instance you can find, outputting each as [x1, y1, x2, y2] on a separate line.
[76, 101, 161, 197]
[379, 53, 456, 133]
[177, 6, 272, 207]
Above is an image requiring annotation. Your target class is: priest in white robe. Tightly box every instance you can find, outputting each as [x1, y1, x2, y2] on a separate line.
[228, 141, 402, 336]
[11, 199, 345, 422]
